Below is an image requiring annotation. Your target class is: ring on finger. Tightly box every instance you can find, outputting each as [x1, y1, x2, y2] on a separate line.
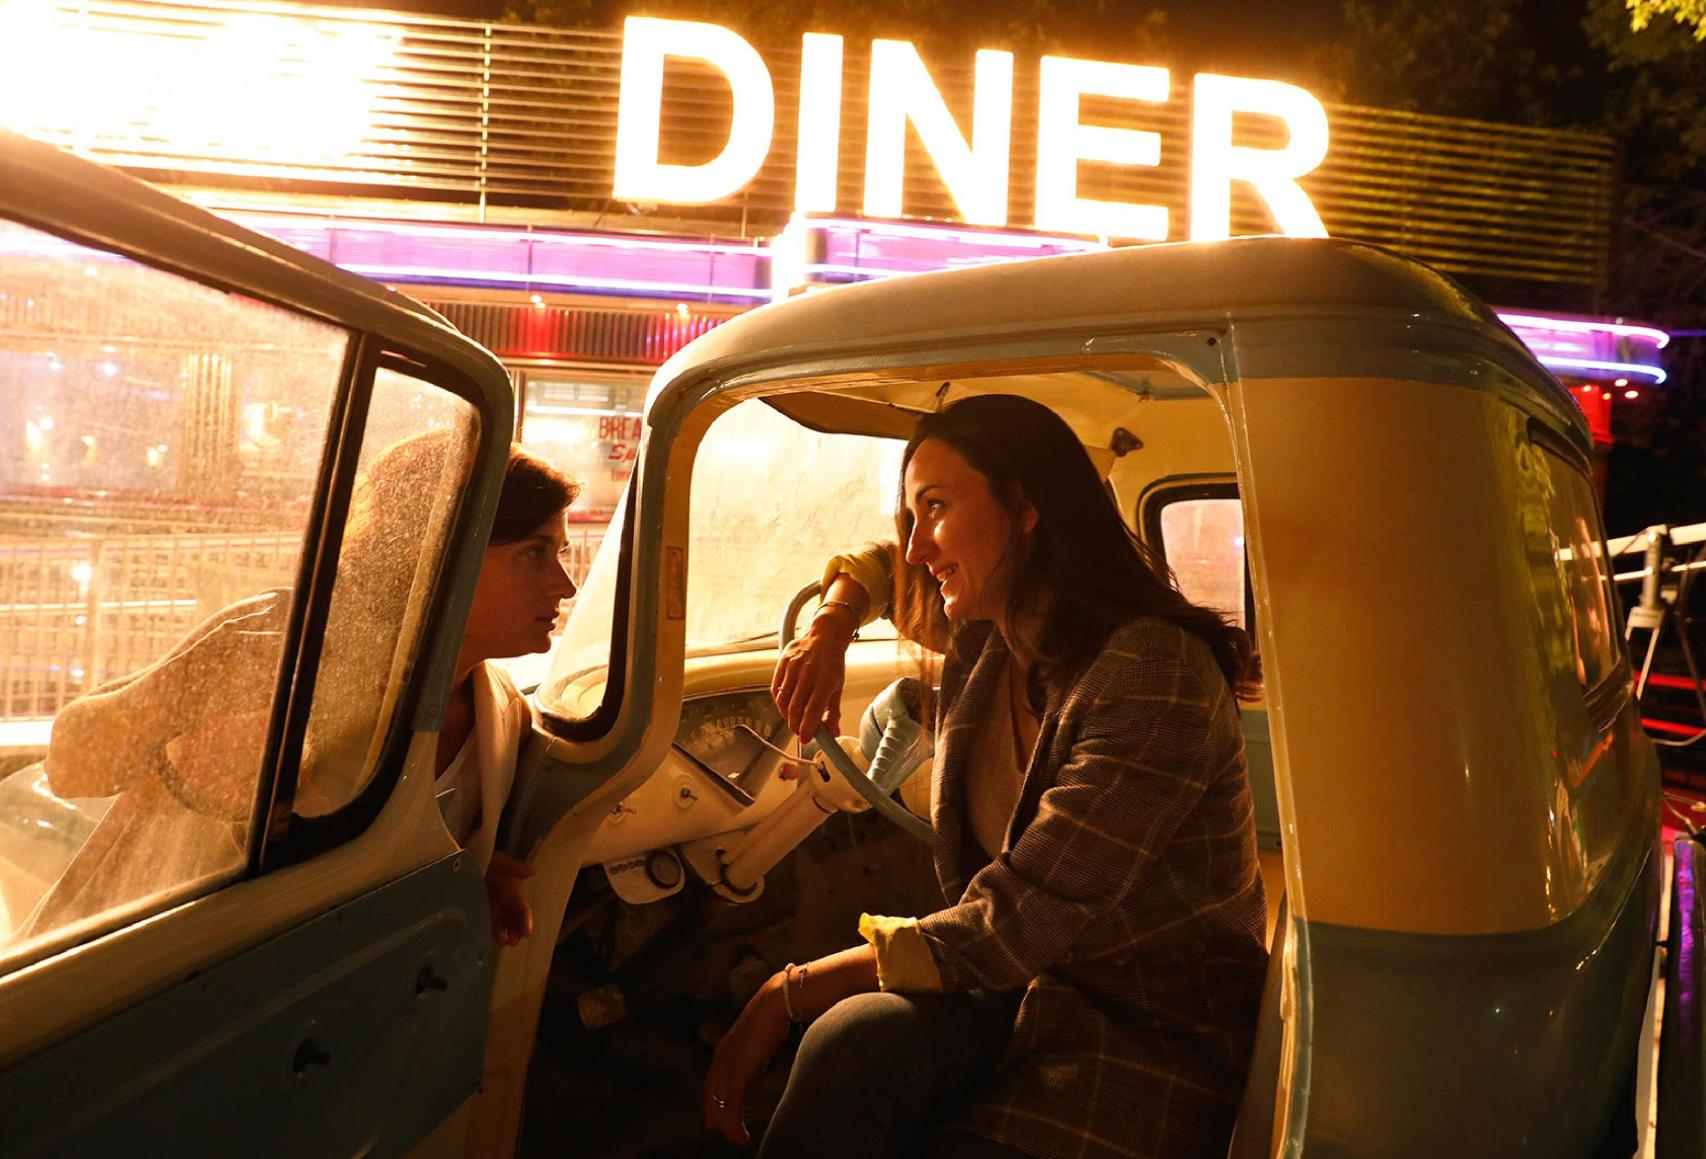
[712, 1096, 728, 1109]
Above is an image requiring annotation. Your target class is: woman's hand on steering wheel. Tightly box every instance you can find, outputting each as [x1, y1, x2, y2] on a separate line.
[773, 604, 858, 743]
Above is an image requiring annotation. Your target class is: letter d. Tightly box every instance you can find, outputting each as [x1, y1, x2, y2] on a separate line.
[614, 17, 775, 204]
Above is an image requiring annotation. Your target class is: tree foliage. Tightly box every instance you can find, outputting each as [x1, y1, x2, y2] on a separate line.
[1308, 0, 1562, 124]
[1320, 0, 1705, 530]
[1627, 0, 1706, 39]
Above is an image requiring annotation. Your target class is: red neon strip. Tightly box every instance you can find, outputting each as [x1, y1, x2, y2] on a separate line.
[1643, 672, 1706, 693]
[1643, 717, 1705, 738]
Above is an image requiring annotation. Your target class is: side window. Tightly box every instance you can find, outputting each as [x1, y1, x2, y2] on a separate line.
[291, 368, 475, 818]
[1150, 488, 1249, 631]
[1533, 443, 1621, 693]
[0, 220, 347, 964]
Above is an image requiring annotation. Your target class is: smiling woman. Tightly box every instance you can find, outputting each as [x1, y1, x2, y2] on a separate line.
[717, 395, 1268, 1159]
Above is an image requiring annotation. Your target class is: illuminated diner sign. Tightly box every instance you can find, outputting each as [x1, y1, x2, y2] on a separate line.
[614, 17, 1331, 242]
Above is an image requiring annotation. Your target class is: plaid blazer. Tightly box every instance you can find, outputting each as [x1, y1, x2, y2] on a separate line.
[915, 617, 1268, 1159]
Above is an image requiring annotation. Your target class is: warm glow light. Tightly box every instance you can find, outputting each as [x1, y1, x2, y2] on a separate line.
[1190, 74, 1329, 241]
[1034, 56, 1169, 240]
[339, 261, 773, 300]
[795, 33, 845, 212]
[613, 17, 775, 204]
[1624, 389, 1640, 400]
[863, 41, 1013, 226]
[0, 2, 396, 163]
[800, 216, 1106, 250]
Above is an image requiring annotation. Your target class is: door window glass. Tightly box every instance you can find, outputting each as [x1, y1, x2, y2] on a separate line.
[292, 368, 475, 817]
[0, 220, 347, 964]
[1157, 496, 1248, 630]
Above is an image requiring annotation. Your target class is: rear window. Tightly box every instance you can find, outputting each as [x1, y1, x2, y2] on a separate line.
[1151, 489, 1248, 631]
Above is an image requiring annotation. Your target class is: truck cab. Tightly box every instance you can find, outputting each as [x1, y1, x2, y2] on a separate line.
[0, 130, 1678, 1157]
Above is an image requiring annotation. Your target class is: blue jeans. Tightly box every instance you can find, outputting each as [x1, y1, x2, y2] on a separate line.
[755, 989, 1032, 1159]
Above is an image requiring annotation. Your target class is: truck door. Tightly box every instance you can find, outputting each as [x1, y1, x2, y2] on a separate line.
[0, 133, 516, 1155]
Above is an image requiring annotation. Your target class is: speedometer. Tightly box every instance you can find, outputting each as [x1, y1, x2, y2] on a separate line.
[674, 690, 792, 800]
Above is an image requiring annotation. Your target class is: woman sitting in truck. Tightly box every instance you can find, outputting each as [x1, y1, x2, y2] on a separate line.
[30, 435, 578, 948]
[703, 394, 1269, 1159]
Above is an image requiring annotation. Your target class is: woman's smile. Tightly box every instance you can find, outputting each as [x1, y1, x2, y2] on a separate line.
[904, 438, 1032, 624]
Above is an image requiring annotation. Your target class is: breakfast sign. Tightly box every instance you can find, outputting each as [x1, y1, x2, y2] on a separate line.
[612, 17, 1332, 243]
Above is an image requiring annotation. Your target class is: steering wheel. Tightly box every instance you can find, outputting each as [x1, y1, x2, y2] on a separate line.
[781, 582, 934, 845]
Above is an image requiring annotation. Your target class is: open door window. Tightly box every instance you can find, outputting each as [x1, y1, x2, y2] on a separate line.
[0, 216, 362, 961]
[0, 135, 515, 1154]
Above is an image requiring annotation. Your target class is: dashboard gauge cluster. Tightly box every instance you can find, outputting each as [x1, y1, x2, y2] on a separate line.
[672, 690, 794, 804]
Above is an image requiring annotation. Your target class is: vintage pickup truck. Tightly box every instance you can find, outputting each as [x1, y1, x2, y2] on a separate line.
[0, 128, 1686, 1158]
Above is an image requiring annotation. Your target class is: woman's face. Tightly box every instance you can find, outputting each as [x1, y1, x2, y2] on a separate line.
[461, 511, 579, 663]
[903, 438, 1035, 624]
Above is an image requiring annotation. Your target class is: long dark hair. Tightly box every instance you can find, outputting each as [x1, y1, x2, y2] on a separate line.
[893, 394, 1259, 701]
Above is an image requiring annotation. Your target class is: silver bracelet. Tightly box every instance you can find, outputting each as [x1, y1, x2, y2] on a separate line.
[813, 601, 859, 639]
[781, 962, 799, 1023]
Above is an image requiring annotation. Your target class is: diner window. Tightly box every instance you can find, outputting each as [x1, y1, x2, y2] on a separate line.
[517, 375, 644, 526]
[506, 374, 640, 691]
[1152, 488, 1249, 630]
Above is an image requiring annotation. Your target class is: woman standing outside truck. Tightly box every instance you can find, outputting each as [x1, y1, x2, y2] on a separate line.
[704, 395, 1269, 1158]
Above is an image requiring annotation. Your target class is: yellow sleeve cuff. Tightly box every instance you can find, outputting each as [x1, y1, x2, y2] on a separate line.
[821, 542, 895, 625]
[858, 912, 943, 993]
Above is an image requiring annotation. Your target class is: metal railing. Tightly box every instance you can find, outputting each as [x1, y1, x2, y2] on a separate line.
[1613, 522, 1706, 749]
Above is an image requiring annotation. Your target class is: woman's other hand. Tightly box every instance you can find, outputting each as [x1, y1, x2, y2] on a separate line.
[703, 945, 880, 1144]
[773, 576, 869, 743]
[704, 973, 791, 1146]
[485, 851, 535, 946]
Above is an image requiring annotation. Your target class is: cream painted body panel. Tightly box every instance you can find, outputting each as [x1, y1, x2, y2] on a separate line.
[1105, 396, 1239, 511]
[1237, 375, 1650, 933]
